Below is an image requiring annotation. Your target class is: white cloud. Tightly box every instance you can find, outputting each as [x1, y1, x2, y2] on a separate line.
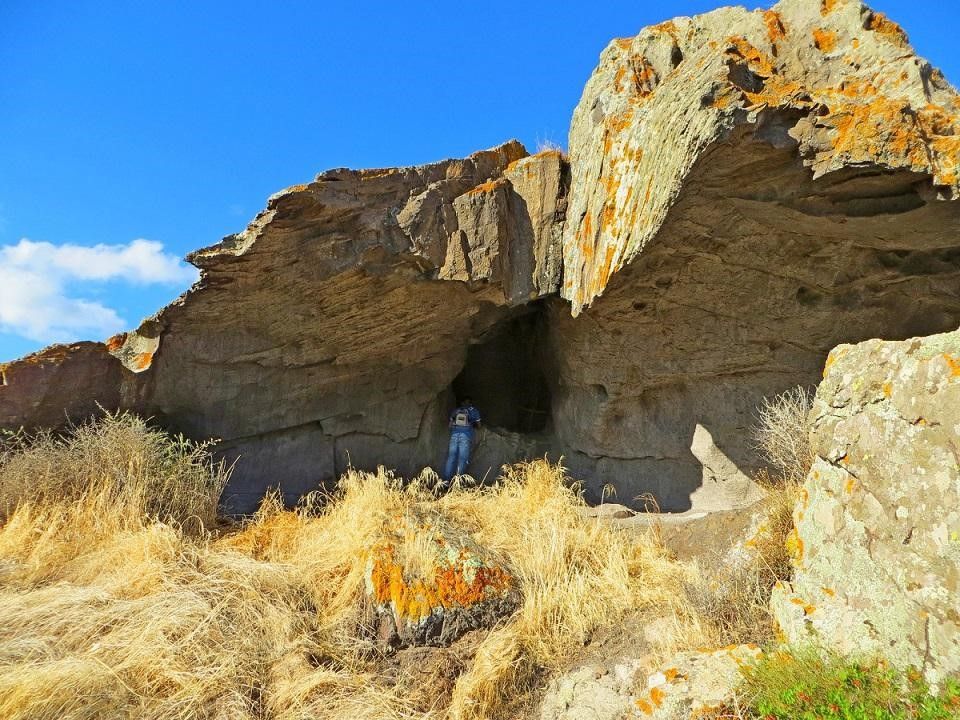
[0, 238, 199, 344]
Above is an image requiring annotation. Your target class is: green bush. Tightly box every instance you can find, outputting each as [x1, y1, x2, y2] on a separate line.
[740, 649, 960, 720]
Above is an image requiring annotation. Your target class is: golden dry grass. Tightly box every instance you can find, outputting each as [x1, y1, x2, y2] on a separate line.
[0, 414, 713, 720]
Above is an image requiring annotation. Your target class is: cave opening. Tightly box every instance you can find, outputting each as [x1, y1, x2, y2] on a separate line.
[452, 303, 553, 435]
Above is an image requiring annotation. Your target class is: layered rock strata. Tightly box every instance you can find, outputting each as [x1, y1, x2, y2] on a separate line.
[3, 0, 960, 514]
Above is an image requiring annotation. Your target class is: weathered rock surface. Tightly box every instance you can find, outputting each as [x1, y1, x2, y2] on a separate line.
[772, 329, 960, 685]
[364, 511, 518, 650]
[539, 660, 646, 720]
[3, 0, 960, 515]
[0, 343, 127, 430]
[549, 0, 960, 507]
[539, 645, 761, 720]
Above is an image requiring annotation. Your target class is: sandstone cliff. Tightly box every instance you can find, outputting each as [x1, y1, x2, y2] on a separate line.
[3, 0, 960, 514]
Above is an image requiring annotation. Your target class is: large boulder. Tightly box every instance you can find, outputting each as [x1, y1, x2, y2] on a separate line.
[772, 328, 960, 685]
[364, 511, 518, 650]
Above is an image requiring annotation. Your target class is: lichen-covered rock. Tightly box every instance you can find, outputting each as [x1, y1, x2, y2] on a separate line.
[546, 0, 960, 510]
[636, 645, 762, 719]
[564, 0, 960, 313]
[364, 512, 518, 650]
[771, 329, 960, 685]
[539, 660, 647, 720]
[539, 645, 761, 720]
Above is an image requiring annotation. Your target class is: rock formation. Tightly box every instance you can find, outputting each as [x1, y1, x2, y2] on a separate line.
[772, 328, 960, 686]
[3, 0, 960, 514]
[539, 645, 762, 720]
[365, 511, 519, 650]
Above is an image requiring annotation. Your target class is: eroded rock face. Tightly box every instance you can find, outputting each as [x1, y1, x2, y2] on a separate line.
[549, 0, 960, 507]
[0, 343, 127, 430]
[364, 511, 518, 650]
[771, 329, 960, 685]
[3, 0, 960, 516]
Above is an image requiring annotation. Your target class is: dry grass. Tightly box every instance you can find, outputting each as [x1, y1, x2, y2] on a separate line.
[679, 387, 814, 648]
[0, 412, 227, 533]
[753, 386, 815, 485]
[0, 415, 706, 720]
[680, 472, 800, 648]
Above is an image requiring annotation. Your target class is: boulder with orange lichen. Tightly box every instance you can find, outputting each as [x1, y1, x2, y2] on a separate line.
[538, 645, 761, 720]
[564, 0, 960, 314]
[771, 328, 960, 686]
[544, 0, 960, 513]
[364, 511, 518, 650]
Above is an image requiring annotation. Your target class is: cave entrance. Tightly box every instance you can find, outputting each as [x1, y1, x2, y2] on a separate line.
[452, 304, 552, 434]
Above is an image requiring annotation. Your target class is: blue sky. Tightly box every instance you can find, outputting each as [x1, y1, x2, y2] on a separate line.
[1, 1, 958, 362]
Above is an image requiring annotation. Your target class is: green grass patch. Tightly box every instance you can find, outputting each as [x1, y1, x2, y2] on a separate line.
[738, 648, 960, 720]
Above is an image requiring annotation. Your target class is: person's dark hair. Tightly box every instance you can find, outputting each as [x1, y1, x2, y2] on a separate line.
[459, 396, 472, 406]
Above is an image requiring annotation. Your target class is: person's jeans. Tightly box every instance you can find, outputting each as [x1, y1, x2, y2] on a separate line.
[443, 432, 472, 481]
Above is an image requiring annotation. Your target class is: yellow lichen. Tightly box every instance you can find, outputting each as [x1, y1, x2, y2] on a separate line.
[763, 10, 786, 44]
[813, 28, 838, 53]
[866, 12, 909, 47]
[131, 352, 154, 372]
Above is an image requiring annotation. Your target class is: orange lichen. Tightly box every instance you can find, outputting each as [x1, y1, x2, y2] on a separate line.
[725, 37, 775, 78]
[882, 381, 893, 398]
[942, 354, 960, 378]
[763, 10, 786, 44]
[615, 38, 633, 51]
[820, 0, 840, 15]
[813, 28, 838, 53]
[651, 20, 677, 35]
[826, 96, 928, 170]
[649, 686, 667, 708]
[786, 528, 804, 565]
[852, 38, 860, 49]
[866, 12, 909, 47]
[466, 178, 506, 196]
[359, 169, 397, 181]
[105, 333, 127, 352]
[630, 57, 659, 97]
[823, 348, 846, 376]
[131, 352, 154, 371]
[844, 476, 857, 494]
[822, 587, 836, 597]
[369, 544, 512, 623]
[636, 698, 653, 714]
[285, 183, 310, 193]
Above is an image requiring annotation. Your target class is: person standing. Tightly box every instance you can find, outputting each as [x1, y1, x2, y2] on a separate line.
[442, 396, 481, 483]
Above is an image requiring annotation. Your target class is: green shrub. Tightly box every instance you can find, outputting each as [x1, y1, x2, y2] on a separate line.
[740, 648, 960, 720]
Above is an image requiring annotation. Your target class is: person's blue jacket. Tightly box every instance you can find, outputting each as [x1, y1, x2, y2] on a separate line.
[449, 404, 481, 438]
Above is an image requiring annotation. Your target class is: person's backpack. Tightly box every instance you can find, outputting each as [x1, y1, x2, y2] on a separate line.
[453, 409, 470, 428]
